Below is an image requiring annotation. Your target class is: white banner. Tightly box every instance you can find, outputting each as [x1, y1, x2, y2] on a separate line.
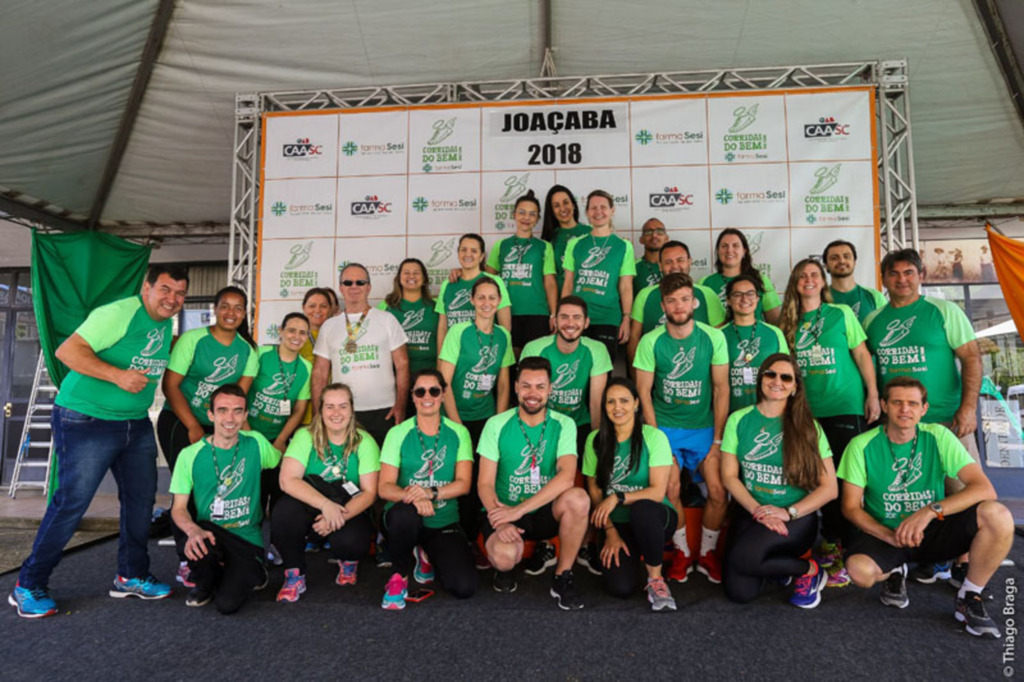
[256, 89, 879, 339]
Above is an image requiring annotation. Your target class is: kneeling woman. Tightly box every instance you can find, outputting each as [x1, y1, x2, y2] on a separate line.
[377, 370, 479, 609]
[583, 378, 678, 612]
[720, 353, 837, 608]
[271, 383, 380, 602]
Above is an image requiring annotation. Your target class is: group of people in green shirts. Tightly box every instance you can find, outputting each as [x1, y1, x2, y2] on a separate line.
[9, 195, 1012, 638]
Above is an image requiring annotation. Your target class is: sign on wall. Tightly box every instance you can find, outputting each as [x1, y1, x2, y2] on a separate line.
[256, 89, 878, 341]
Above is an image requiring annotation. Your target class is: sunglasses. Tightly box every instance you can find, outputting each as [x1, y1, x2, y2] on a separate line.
[763, 370, 795, 383]
[413, 386, 443, 398]
[341, 279, 369, 287]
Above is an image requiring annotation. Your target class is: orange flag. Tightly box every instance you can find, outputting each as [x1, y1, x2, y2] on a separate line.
[986, 224, 1024, 341]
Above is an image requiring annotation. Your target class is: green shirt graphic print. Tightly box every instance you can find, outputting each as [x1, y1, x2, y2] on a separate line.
[520, 335, 613, 426]
[722, 321, 788, 412]
[435, 272, 511, 327]
[165, 327, 259, 425]
[794, 304, 867, 418]
[830, 285, 886, 325]
[581, 425, 674, 523]
[438, 321, 515, 422]
[247, 346, 312, 440]
[378, 298, 440, 374]
[284, 427, 380, 485]
[563, 233, 637, 326]
[487, 236, 556, 316]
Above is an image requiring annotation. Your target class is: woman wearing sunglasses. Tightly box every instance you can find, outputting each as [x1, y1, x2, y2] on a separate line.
[721, 274, 789, 413]
[778, 258, 880, 586]
[720, 353, 837, 609]
[582, 378, 678, 611]
[377, 370, 478, 609]
[271, 383, 380, 602]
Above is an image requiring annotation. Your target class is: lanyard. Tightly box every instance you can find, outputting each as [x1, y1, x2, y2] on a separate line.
[475, 323, 496, 356]
[275, 347, 297, 394]
[885, 427, 919, 472]
[324, 441, 353, 482]
[208, 440, 241, 497]
[416, 421, 441, 480]
[517, 412, 549, 471]
[731, 319, 759, 362]
[801, 305, 826, 345]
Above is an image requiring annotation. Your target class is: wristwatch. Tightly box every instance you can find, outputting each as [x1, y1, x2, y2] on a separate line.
[431, 487, 439, 501]
[615, 491, 626, 504]
[787, 506, 799, 520]
[929, 502, 944, 521]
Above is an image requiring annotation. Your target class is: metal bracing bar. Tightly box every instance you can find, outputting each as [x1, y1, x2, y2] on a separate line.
[87, 0, 175, 229]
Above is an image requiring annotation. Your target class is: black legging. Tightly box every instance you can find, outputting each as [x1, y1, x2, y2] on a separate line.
[189, 521, 266, 615]
[603, 500, 678, 598]
[270, 494, 374, 573]
[585, 324, 619, 366]
[385, 502, 478, 598]
[724, 508, 818, 604]
[817, 414, 866, 543]
[457, 418, 488, 544]
[157, 410, 213, 561]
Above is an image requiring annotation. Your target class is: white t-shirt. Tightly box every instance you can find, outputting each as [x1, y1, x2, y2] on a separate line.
[314, 308, 408, 411]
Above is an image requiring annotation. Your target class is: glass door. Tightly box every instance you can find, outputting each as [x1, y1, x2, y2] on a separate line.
[0, 270, 39, 485]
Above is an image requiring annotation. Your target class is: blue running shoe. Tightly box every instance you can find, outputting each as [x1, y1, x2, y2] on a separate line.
[109, 575, 172, 600]
[9, 583, 57, 619]
[789, 561, 827, 609]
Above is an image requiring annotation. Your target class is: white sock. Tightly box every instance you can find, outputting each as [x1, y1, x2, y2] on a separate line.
[700, 527, 720, 556]
[959, 578, 985, 600]
[672, 528, 690, 555]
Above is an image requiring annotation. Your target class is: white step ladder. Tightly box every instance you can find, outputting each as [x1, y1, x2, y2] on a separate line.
[8, 353, 58, 498]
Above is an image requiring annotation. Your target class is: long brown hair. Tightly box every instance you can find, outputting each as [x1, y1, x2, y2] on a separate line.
[310, 383, 363, 461]
[385, 258, 433, 308]
[778, 258, 833, 349]
[755, 353, 824, 491]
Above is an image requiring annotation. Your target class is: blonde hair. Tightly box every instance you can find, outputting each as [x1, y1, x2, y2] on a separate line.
[310, 383, 363, 461]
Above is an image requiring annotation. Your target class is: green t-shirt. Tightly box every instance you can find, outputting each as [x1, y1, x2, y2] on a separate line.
[581, 425, 674, 523]
[380, 416, 473, 528]
[165, 327, 260, 426]
[563, 233, 637, 326]
[837, 424, 973, 529]
[283, 427, 380, 485]
[169, 431, 282, 547]
[699, 271, 782, 321]
[247, 346, 312, 440]
[721, 405, 833, 507]
[520, 334, 613, 427]
[633, 323, 728, 429]
[722, 321, 789, 412]
[435, 272, 511, 328]
[864, 297, 976, 423]
[631, 282, 726, 336]
[438, 321, 515, 422]
[793, 304, 867, 418]
[377, 298, 440, 374]
[552, 223, 592, 291]
[478, 408, 577, 509]
[56, 296, 173, 420]
[635, 258, 662, 290]
[486, 236, 556, 316]
[830, 285, 887, 326]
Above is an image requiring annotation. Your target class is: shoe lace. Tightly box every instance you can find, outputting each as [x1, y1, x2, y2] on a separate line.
[794, 572, 815, 593]
[649, 578, 670, 598]
[26, 587, 49, 600]
[284, 571, 303, 588]
[386, 574, 406, 595]
[557, 571, 576, 592]
[343, 562, 358, 577]
[965, 593, 989, 618]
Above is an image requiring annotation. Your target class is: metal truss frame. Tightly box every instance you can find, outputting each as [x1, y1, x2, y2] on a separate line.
[230, 61, 919, 297]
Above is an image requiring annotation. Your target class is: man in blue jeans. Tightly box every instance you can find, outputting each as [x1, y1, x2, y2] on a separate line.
[10, 264, 189, 618]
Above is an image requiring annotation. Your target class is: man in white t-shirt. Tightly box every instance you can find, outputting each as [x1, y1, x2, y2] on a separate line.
[312, 263, 409, 446]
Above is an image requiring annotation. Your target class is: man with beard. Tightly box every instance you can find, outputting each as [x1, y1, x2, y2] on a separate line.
[477, 357, 589, 609]
[823, 240, 886, 325]
[634, 218, 670, 289]
[634, 272, 730, 585]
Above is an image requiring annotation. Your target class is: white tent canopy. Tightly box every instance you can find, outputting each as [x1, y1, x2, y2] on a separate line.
[3, 0, 1024, 233]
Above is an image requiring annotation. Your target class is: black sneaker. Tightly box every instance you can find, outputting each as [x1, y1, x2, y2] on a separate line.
[909, 561, 951, 584]
[375, 542, 393, 569]
[253, 561, 270, 591]
[550, 570, 584, 610]
[493, 570, 517, 593]
[955, 591, 1002, 638]
[880, 564, 909, 609]
[575, 543, 602, 576]
[185, 587, 212, 608]
[949, 562, 967, 589]
[524, 541, 557, 576]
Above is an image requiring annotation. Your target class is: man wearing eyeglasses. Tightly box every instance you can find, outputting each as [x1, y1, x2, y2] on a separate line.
[312, 263, 410, 447]
[635, 218, 669, 289]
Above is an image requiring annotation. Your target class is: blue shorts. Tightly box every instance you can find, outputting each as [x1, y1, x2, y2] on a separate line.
[659, 426, 715, 482]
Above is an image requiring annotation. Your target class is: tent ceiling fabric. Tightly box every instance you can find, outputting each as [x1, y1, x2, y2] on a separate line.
[2, 0, 1024, 228]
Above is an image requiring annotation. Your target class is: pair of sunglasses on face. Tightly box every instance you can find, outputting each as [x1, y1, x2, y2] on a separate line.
[763, 370, 795, 383]
[413, 386, 443, 398]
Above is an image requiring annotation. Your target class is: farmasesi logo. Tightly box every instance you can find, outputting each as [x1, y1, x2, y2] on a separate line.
[350, 195, 392, 216]
[283, 138, 323, 158]
[635, 128, 704, 146]
[270, 200, 332, 218]
[803, 116, 851, 139]
[714, 187, 786, 205]
[649, 186, 694, 209]
[341, 140, 405, 157]
[412, 195, 477, 213]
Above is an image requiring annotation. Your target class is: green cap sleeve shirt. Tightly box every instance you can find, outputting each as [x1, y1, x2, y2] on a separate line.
[283, 427, 380, 485]
[247, 345, 312, 440]
[165, 327, 259, 425]
[581, 425, 674, 522]
[438, 321, 515, 422]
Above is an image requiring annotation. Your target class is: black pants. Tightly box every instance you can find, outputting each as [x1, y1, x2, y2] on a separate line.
[723, 508, 818, 604]
[817, 414, 866, 543]
[157, 410, 213, 561]
[189, 521, 266, 615]
[357, 408, 395, 450]
[385, 503, 478, 599]
[585, 324, 619, 365]
[269, 494, 374, 573]
[603, 500, 678, 598]
[457, 418, 488, 544]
